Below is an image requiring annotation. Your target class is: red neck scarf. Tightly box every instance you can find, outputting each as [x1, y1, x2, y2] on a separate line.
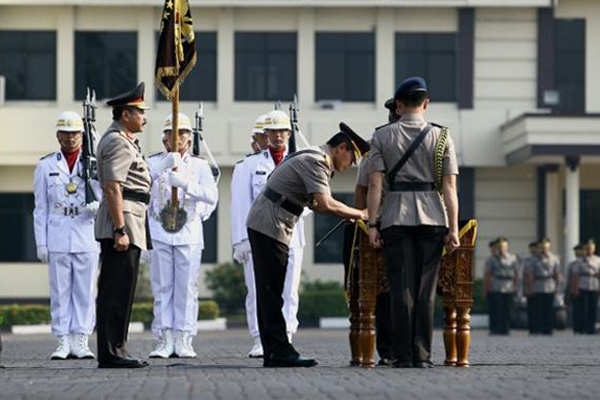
[62, 148, 81, 173]
[269, 147, 286, 166]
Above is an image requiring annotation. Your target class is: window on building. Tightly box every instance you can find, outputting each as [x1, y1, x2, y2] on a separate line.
[75, 31, 137, 100]
[0, 30, 56, 100]
[554, 19, 585, 114]
[202, 207, 218, 263]
[156, 31, 217, 102]
[314, 193, 354, 264]
[395, 33, 457, 102]
[0, 193, 37, 262]
[235, 32, 296, 101]
[315, 32, 375, 102]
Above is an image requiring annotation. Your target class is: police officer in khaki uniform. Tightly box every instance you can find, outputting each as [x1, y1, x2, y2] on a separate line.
[95, 82, 158, 368]
[565, 243, 584, 333]
[483, 237, 518, 335]
[247, 123, 369, 368]
[524, 237, 560, 335]
[367, 77, 460, 368]
[571, 240, 600, 334]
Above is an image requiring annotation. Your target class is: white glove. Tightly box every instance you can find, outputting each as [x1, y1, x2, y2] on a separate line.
[140, 250, 151, 264]
[37, 246, 49, 263]
[167, 170, 188, 191]
[158, 152, 181, 173]
[84, 201, 100, 215]
[233, 240, 252, 264]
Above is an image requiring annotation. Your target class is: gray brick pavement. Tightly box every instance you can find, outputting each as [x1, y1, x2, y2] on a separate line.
[0, 329, 599, 400]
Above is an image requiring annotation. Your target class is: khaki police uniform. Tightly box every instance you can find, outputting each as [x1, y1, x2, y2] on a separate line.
[484, 253, 518, 334]
[95, 119, 152, 364]
[565, 255, 583, 333]
[368, 113, 459, 365]
[524, 252, 560, 334]
[573, 255, 600, 334]
[246, 145, 332, 361]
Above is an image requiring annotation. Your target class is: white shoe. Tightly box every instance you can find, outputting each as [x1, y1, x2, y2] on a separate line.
[50, 335, 70, 360]
[174, 330, 196, 358]
[70, 333, 95, 359]
[248, 337, 264, 358]
[287, 332, 293, 344]
[149, 329, 174, 359]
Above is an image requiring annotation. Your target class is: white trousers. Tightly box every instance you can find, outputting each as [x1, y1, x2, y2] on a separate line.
[48, 252, 99, 337]
[243, 246, 304, 338]
[150, 241, 203, 336]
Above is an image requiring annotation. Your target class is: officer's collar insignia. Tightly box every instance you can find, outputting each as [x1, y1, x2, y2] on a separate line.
[56, 153, 62, 161]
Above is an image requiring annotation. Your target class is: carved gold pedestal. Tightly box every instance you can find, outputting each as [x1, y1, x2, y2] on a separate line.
[438, 220, 477, 368]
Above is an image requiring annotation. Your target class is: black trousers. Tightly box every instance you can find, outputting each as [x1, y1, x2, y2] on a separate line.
[579, 290, 599, 334]
[528, 293, 554, 335]
[487, 292, 513, 335]
[381, 225, 447, 364]
[375, 291, 393, 360]
[572, 295, 584, 333]
[247, 228, 298, 360]
[96, 240, 141, 363]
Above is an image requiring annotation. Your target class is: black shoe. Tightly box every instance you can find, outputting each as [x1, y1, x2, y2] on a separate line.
[98, 358, 149, 369]
[392, 360, 413, 368]
[377, 358, 395, 367]
[263, 353, 318, 368]
[414, 360, 435, 369]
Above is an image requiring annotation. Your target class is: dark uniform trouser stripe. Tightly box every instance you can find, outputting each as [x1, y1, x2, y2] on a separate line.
[488, 292, 513, 334]
[381, 225, 447, 363]
[247, 228, 298, 359]
[528, 293, 554, 334]
[96, 239, 141, 362]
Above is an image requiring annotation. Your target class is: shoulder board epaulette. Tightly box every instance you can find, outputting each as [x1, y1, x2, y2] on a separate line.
[40, 151, 55, 161]
[149, 151, 164, 158]
[190, 154, 206, 160]
[431, 122, 446, 129]
[374, 122, 392, 131]
[245, 150, 262, 158]
[235, 158, 245, 165]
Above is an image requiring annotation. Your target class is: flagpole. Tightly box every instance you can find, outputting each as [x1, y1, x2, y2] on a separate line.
[169, 87, 180, 230]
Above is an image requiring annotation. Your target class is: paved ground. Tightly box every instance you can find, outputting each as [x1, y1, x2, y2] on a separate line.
[0, 329, 599, 400]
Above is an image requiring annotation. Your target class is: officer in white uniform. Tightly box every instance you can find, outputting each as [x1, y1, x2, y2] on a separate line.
[33, 111, 101, 360]
[231, 110, 306, 358]
[250, 114, 269, 153]
[147, 113, 218, 358]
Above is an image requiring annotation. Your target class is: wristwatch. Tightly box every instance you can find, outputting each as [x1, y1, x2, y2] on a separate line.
[368, 222, 378, 229]
[113, 226, 126, 236]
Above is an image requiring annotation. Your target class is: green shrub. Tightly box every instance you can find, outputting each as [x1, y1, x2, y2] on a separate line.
[302, 279, 344, 292]
[298, 290, 348, 320]
[205, 262, 246, 313]
[0, 301, 219, 327]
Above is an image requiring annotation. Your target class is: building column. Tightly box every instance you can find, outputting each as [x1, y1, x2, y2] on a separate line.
[217, 8, 234, 109]
[297, 8, 315, 110]
[375, 8, 394, 109]
[545, 167, 560, 247]
[564, 156, 580, 264]
[56, 6, 75, 106]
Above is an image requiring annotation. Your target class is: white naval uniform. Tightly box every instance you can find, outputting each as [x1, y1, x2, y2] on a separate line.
[148, 152, 218, 336]
[231, 149, 306, 339]
[33, 151, 101, 337]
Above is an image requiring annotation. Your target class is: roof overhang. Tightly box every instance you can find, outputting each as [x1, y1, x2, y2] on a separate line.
[501, 113, 600, 165]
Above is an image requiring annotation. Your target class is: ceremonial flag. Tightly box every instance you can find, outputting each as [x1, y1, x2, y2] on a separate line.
[155, 0, 197, 100]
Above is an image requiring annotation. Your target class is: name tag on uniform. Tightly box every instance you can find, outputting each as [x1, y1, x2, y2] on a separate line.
[49, 172, 59, 176]
[256, 171, 266, 175]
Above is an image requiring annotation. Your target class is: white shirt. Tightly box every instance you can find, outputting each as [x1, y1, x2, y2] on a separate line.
[148, 152, 218, 247]
[33, 151, 101, 253]
[231, 149, 306, 249]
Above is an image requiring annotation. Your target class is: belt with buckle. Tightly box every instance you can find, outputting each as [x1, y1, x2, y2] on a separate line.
[264, 187, 303, 217]
[122, 189, 150, 205]
[389, 182, 436, 192]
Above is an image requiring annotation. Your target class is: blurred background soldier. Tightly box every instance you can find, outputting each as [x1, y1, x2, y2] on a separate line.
[250, 114, 269, 153]
[33, 111, 100, 360]
[147, 113, 218, 358]
[570, 240, 600, 334]
[565, 243, 585, 333]
[94, 83, 151, 369]
[524, 237, 560, 335]
[231, 110, 306, 358]
[484, 237, 518, 335]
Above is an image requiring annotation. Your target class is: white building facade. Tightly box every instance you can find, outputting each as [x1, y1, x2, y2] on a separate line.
[1, 0, 600, 300]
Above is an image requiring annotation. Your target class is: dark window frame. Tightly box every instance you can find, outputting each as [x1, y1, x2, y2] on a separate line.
[315, 31, 375, 102]
[395, 32, 458, 103]
[314, 192, 354, 264]
[0, 30, 57, 101]
[74, 30, 138, 101]
[553, 18, 586, 114]
[234, 31, 297, 102]
[202, 206, 218, 264]
[0, 193, 37, 263]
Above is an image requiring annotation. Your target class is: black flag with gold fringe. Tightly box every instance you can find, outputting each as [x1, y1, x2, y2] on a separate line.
[155, 0, 197, 100]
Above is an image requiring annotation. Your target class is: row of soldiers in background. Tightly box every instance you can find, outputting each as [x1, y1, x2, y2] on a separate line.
[484, 237, 600, 336]
[32, 83, 218, 366]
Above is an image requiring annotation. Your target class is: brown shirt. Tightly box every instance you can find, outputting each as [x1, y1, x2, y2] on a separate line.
[368, 113, 459, 229]
[94, 121, 152, 250]
[246, 146, 332, 245]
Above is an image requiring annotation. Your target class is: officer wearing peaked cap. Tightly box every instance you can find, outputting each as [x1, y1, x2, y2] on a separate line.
[94, 82, 154, 368]
[570, 240, 600, 334]
[367, 77, 460, 368]
[565, 243, 585, 333]
[250, 114, 269, 153]
[246, 122, 369, 368]
[33, 111, 101, 360]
